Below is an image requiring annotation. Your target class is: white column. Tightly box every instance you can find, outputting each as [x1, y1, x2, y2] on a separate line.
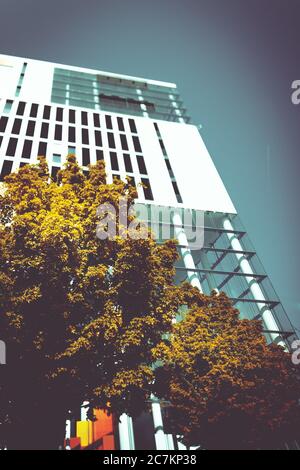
[172, 211, 202, 292]
[223, 217, 285, 347]
[118, 414, 135, 450]
[151, 402, 174, 450]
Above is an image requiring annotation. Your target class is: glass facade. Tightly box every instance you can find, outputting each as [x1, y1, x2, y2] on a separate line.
[51, 68, 190, 123]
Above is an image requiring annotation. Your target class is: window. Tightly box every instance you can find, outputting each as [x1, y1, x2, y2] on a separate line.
[0, 136, 2, 147]
[105, 115, 112, 129]
[55, 124, 62, 140]
[51, 166, 60, 181]
[93, 113, 100, 128]
[12, 118, 22, 135]
[40, 122, 49, 139]
[0, 160, 13, 181]
[95, 130, 102, 147]
[15, 86, 21, 97]
[112, 174, 121, 181]
[172, 181, 183, 203]
[4, 100, 13, 114]
[16, 102, 26, 116]
[82, 128, 89, 145]
[136, 155, 147, 174]
[159, 139, 167, 155]
[82, 148, 90, 166]
[56, 107, 63, 121]
[0, 116, 9, 132]
[38, 141, 47, 156]
[127, 175, 136, 189]
[30, 104, 38, 118]
[19, 162, 29, 168]
[117, 117, 125, 132]
[123, 154, 133, 173]
[68, 126, 75, 142]
[26, 120, 36, 137]
[96, 149, 104, 161]
[68, 146, 76, 154]
[69, 109, 75, 123]
[110, 152, 119, 171]
[53, 154, 61, 164]
[129, 119, 137, 133]
[107, 132, 115, 148]
[120, 134, 129, 151]
[43, 105, 51, 120]
[81, 111, 88, 126]
[22, 140, 33, 159]
[141, 178, 154, 200]
[6, 138, 18, 157]
[132, 135, 142, 153]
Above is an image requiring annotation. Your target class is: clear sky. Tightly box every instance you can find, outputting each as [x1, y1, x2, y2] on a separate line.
[0, 0, 299, 332]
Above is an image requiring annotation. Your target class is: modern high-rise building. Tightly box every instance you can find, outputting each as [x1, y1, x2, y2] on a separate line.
[0, 54, 297, 450]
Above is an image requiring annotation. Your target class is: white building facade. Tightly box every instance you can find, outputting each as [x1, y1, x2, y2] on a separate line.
[0, 54, 296, 450]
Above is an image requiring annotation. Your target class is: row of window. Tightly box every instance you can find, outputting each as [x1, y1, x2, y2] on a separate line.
[0, 122, 141, 155]
[111, 173, 153, 201]
[1, 100, 139, 133]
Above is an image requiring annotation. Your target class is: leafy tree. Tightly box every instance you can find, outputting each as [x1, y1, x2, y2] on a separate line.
[0, 155, 179, 449]
[153, 286, 300, 450]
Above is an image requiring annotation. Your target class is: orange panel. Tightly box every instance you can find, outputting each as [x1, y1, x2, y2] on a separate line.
[103, 434, 115, 450]
[93, 409, 113, 442]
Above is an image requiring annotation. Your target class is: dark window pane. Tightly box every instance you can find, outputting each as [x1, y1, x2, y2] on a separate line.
[93, 113, 100, 128]
[30, 103, 38, 118]
[96, 149, 104, 161]
[26, 120, 36, 137]
[40, 122, 49, 139]
[6, 138, 18, 157]
[112, 174, 121, 181]
[117, 117, 124, 132]
[0, 160, 13, 181]
[110, 152, 119, 171]
[82, 128, 89, 145]
[107, 132, 115, 148]
[95, 130, 102, 147]
[159, 139, 167, 155]
[51, 166, 60, 181]
[82, 148, 90, 166]
[172, 181, 183, 203]
[105, 115, 112, 129]
[22, 140, 32, 159]
[68, 126, 75, 142]
[141, 178, 153, 200]
[55, 124, 62, 140]
[43, 105, 51, 119]
[19, 162, 29, 168]
[0, 116, 8, 132]
[38, 141, 47, 156]
[56, 107, 63, 121]
[0, 136, 2, 147]
[136, 155, 147, 174]
[69, 109, 75, 123]
[12, 118, 22, 135]
[81, 111, 88, 126]
[123, 154, 133, 173]
[132, 135, 142, 153]
[129, 118, 137, 133]
[16, 102, 26, 116]
[127, 175, 136, 189]
[120, 134, 128, 151]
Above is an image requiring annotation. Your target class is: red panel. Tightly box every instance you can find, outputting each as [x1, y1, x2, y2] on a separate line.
[93, 409, 113, 441]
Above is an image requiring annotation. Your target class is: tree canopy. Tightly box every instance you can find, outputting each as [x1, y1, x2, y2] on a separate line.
[153, 286, 300, 450]
[0, 155, 179, 449]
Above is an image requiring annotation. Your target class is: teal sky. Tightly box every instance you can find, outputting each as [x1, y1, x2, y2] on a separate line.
[0, 0, 299, 332]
